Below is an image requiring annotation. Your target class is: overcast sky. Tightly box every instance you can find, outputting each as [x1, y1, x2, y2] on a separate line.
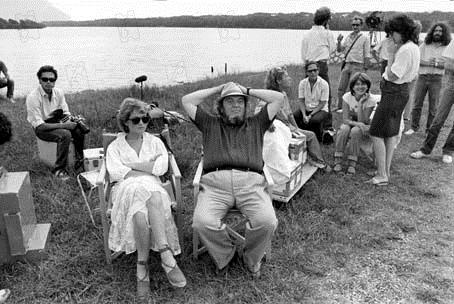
[48, 0, 454, 21]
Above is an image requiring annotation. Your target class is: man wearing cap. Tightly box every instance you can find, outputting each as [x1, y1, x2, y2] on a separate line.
[301, 6, 336, 111]
[335, 15, 371, 111]
[182, 82, 283, 278]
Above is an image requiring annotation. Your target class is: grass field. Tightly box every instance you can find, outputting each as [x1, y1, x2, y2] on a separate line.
[0, 64, 453, 304]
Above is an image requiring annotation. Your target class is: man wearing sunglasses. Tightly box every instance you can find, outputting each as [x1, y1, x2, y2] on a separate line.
[26, 65, 85, 180]
[335, 16, 371, 112]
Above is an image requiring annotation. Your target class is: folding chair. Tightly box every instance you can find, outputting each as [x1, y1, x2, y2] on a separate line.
[192, 158, 274, 261]
[96, 127, 182, 264]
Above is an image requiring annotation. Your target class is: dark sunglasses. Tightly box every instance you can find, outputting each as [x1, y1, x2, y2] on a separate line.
[307, 69, 318, 73]
[129, 115, 150, 124]
[41, 77, 56, 83]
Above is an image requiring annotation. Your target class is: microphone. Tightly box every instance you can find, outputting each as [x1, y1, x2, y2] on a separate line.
[135, 75, 147, 83]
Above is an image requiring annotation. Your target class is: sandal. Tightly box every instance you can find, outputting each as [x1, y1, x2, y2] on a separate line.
[242, 255, 261, 279]
[364, 177, 388, 186]
[159, 246, 187, 288]
[346, 166, 356, 174]
[136, 261, 150, 302]
[54, 169, 70, 181]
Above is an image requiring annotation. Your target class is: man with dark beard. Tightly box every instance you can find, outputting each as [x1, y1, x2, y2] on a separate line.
[404, 22, 452, 135]
[181, 82, 283, 278]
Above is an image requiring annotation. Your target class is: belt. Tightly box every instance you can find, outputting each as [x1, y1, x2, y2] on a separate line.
[445, 69, 454, 77]
[203, 166, 262, 175]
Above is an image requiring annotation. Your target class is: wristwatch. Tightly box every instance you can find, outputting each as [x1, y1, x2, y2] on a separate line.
[246, 87, 251, 95]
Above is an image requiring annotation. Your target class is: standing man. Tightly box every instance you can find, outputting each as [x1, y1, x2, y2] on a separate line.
[182, 82, 283, 278]
[335, 16, 371, 111]
[405, 22, 451, 135]
[26, 65, 86, 180]
[0, 60, 15, 103]
[293, 61, 330, 141]
[410, 37, 454, 164]
[301, 6, 336, 112]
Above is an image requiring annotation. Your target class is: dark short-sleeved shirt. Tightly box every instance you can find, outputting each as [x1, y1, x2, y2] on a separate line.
[194, 105, 272, 173]
[0, 61, 7, 75]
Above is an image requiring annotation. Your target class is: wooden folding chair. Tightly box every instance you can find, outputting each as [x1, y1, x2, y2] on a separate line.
[96, 127, 182, 264]
[192, 158, 274, 261]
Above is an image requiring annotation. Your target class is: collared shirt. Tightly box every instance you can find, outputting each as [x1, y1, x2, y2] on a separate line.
[373, 37, 394, 61]
[442, 39, 454, 60]
[298, 76, 329, 112]
[193, 105, 272, 173]
[419, 42, 447, 75]
[383, 41, 420, 84]
[342, 92, 379, 122]
[26, 86, 71, 128]
[301, 25, 336, 65]
[341, 32, 371, 64]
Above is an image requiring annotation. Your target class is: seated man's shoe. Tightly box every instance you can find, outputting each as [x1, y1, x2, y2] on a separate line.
[442, 154, 453, 164]
[410, 150, 429, 159]
[404, 129, 415, 135]
[136, 261, 150, 302]
[333, 163, 343, 172]
[53, 169, 70, 181]
[160, 246, 187, 288]
[242, 256, 261, 279]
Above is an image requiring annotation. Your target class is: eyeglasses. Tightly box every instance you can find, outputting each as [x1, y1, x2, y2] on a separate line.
[307, 69, 318, 73]
[41, 77, 56, 83]
[351, 23, 361, 27]
[129, 115, 150, 124]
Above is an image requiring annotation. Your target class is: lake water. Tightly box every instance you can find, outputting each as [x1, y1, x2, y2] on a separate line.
[0, 27, 400, 96]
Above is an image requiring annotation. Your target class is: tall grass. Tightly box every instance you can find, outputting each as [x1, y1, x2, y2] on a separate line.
[0, 64, 453, 303]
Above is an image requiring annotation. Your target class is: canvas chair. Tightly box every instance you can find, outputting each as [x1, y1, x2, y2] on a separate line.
[96, 124, 182, 264]
[192, 156, 274, 261]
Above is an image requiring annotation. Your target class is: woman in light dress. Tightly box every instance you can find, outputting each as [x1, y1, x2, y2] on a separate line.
[333, 72, 379, 174]
[106, 98, 186, 300]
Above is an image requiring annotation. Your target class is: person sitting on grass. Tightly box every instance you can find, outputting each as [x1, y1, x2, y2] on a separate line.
[182, 82, 283, 279]
[257, 66, 331, 175]
[293, 61, 331, 142]
[106, 98, 186, 301]
[333, 72, 379, 174]
[0, 112, 12, 304]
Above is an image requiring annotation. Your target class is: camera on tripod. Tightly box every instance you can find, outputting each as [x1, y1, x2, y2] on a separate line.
[365, 11, 383, 30]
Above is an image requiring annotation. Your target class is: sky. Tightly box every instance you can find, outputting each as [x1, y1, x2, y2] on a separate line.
[48, 0, 454, 21]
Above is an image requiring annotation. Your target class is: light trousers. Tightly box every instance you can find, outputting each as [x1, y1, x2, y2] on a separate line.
[192, 170, 277, 270]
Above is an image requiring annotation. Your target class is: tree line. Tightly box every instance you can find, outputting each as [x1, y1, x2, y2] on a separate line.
[0, 18, 45, 29]
[44, 11, 454, 32]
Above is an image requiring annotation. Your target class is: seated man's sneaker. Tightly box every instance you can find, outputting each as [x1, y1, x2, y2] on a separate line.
[442, 154, 453, 164]
[410, 151, 429, 159]
[404, 129, 415, 135]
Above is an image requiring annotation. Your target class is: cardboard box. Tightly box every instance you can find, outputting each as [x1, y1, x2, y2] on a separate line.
[272, 162, 303, 197]
[83, 148, 104, 172]
[288, 137, 307, 164]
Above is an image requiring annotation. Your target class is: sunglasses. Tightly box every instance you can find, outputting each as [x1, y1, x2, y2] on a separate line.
[351, 23, 361, 27]
[129, 115, 150, 124]
[41, 77, 56, 83]
[307, 69, 318, 73]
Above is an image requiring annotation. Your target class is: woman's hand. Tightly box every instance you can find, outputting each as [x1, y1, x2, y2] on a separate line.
[359, 93, 370, 104]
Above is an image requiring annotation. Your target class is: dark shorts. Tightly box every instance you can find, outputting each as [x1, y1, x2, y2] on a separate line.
[369, 80, 409, 138]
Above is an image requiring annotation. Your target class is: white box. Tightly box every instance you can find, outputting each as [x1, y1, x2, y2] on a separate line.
[83, 148, 104, 172]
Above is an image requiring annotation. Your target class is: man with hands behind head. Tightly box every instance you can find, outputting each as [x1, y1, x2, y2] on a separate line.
[181, 82, 283, 278]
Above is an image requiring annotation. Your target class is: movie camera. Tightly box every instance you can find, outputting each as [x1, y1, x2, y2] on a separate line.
[365, 11, 383, 31]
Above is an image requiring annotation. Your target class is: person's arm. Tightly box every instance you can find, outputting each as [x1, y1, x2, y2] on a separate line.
[236, 84, 284, 120]
[309, 99, 327, 116]
[297, 97, 309, 123]
[181, 84, 225, 120]
[386, 43, 402, 82]
[364, 38, 371, 69]
[337, 34, 345, 52]
[124, 137, 169, 176]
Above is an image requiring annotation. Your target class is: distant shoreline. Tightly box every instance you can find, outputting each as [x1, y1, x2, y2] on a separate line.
[44, 11, 454, 32]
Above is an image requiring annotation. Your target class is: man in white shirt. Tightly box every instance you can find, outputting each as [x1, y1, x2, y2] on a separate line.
[405, 22, 451, 135]
[301, 7, 336, 112]
[411, 38, 454, 164]
[26, 65, 86, 180]
[293, 61, 330, 141]
[335, 16, 371, 111]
